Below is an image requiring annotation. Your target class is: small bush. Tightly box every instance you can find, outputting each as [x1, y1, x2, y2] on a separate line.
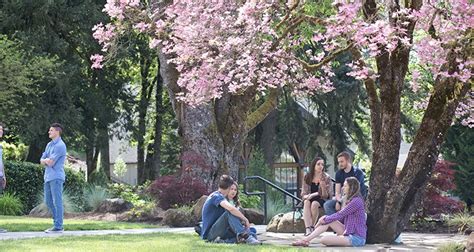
[33, 189, 79, 214]
[238, 185, 261, 209]
[0, 141, 28, 161]
[148, 174, 208, 210]
[88, 169, 109, 187]
[265, 189, 292, 222]
[4, 161, 86, 214]
[108, 183, 141, 205]
[447, 212, 474, 233]
[113, 156, 128, 178]
[84, 185, 109, 211]
[417, 160, 465, 218]
[0, 193, 23, 215]
[437, 242, 465, 252]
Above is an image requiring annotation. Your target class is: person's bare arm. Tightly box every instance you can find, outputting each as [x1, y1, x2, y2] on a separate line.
[40, 159, 54, 166]
[335, 183, 341, 200]
[220, 200, 250, 228]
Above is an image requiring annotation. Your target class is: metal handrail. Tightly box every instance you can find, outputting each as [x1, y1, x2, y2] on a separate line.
[243, 175, 302, 224]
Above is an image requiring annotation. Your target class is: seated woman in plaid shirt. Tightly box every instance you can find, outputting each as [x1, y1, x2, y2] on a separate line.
[292, 177, 367, 247]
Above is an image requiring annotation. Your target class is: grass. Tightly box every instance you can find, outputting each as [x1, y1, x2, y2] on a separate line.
[0, 215, 159, 232]
[0, 233, 308, 252]
[436, 242, 465, 252]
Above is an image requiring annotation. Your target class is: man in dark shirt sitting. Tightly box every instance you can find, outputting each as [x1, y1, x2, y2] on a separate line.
[323, 151, 367, 215]
[201, 175, 260, 244]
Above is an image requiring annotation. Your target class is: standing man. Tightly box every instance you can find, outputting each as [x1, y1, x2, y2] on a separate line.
[0, 122, 8, 233]
[40, 123, 67, 233]
[323, 151, 367, 215]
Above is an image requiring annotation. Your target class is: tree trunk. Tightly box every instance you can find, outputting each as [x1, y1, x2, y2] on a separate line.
[158, 50, 278, 190]
[144, 56, 164, 181]
[150, 61, 164, 179]
[26, 137, 48, 163]
[366, 44, 471, 242]
[97, 125, 110, 179]
[136, 53, 154, 184]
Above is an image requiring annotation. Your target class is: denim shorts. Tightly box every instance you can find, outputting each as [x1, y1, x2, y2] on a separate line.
[348, 234, 366, 247]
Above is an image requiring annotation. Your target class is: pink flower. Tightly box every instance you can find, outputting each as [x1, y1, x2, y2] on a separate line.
[90, 54, 104, 69]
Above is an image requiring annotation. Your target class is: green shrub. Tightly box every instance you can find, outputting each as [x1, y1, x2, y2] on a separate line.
[113, 156, 128, 178]
[88, 169, 109, 187]
[0, 141, 28, 161]
[108, 183, 140, 204]
[0, 192, 23, 215]
[246, 148, 273, 190]
[264, 189, 292, 222]
[3, 161, 86, 213]
[238, 185, 261, 209]
[447, 212, 474, 233]
[437, 242, 465, 252]
[33, 189, 79, 214]
[84, 185, 109, 211]
[64, 164, 86, 211]
[127, 200, 156, 219]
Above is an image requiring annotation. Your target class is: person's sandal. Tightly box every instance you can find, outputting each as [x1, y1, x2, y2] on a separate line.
[292, 240, 310, 247]
[304, 226, 314, 236]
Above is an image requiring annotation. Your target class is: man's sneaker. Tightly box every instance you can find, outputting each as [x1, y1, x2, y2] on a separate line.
[237, 232, 250, 243]
[212, 237, 226, 243]
[0, 229, 7, 233]
[45, 227, 64, 233]
[245, 235, 261, 245]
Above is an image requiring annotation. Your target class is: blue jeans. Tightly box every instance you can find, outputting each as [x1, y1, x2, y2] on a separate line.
[323, 199, 337, 215]
[44, 179, 64, 229]
[207, 211, 246, 242]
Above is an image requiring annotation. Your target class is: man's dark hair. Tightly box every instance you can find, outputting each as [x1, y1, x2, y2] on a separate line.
[218, 175, 234, 190]
[50, 123, 64, 133]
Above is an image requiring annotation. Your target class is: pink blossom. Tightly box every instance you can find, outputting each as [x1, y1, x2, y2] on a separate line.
[90, 54, 104, 69]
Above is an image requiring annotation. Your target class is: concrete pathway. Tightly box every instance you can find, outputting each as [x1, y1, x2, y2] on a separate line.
[0, 225, 468, 251]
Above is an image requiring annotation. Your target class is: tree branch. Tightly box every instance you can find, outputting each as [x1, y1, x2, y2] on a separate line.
[298, 43, 354, 72]
[276, 0, 301, 30]
[350, 48, 382, 147]
[245, 89, 280, 131]
[272, 16, 304, 50]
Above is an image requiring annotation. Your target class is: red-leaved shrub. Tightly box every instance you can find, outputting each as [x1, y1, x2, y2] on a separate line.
[148, 174, 209, 210]
[417, 160, 465, 218]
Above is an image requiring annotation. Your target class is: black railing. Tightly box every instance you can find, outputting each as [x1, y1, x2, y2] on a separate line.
[243, 176, 302, 224]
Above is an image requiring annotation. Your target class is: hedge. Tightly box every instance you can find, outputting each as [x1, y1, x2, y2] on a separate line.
[3, 161, 86, 214]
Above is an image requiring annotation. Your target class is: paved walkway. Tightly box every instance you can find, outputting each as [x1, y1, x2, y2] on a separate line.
[0, 225, 468, 251]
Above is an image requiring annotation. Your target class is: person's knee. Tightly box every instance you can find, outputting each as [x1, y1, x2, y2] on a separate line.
[304, 200, 311, 208]
[320, 236, 330, 245]
[311, 202, 320, 209]
[323, 201, 332, 211]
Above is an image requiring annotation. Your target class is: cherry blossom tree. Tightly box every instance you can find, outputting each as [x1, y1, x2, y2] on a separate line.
[91, 0, 472, 243]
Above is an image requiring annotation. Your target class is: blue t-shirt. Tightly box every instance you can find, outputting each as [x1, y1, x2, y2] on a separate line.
[335, 166, 367, 198]
[201, 191, 226, 239]
[41, 137, 67, 182]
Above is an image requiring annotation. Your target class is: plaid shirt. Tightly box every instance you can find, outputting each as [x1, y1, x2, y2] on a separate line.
[323, 196, 367, 238]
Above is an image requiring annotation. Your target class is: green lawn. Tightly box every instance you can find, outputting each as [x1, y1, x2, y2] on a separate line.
[0, 233, 308, 252]
[0, 216, 159, 232]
